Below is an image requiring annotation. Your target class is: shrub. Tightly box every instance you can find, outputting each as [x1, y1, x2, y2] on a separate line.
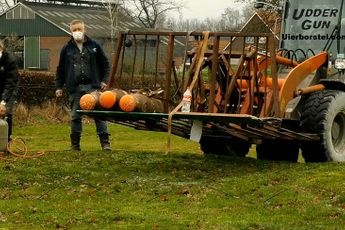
[13, 102, 70, 125]
[16, 70, 68, 106]
[13, 71, 70, 125]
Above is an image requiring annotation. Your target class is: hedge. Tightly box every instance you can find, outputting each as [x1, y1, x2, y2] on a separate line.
[16, 70, 68, 106]
[15, 70, 179, 107]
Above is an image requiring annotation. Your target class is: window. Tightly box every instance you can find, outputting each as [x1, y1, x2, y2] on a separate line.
[6, 5, 35, 20]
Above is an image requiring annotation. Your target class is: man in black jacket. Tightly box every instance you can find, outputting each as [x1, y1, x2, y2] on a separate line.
[55, 19, 111, 151]
[0, 40, 18, 142]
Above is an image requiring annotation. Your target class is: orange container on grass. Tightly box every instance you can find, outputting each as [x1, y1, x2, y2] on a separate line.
[79, 91, 100, 110]
[99, 89, 127, 110]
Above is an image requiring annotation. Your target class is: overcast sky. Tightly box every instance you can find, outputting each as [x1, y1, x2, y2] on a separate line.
[172, 0, 245, 20]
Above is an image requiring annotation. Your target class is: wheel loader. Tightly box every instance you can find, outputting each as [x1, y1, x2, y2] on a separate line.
[78, 0, 345, 162]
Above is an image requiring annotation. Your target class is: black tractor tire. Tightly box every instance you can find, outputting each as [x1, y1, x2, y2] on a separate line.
[300, 90, 345, 162]
[200, 136, 251, 157]
[256, 140, 299, 162]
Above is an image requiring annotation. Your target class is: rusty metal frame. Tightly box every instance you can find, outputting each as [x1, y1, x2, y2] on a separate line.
[108, 31, 279, 114]
[87, 30, 324, 145]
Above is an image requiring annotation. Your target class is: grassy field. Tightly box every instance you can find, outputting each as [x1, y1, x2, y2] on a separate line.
[0, 121, 345, 229]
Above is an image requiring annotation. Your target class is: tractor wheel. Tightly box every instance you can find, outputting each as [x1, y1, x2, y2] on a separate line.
[200, 136, 251, 157]
[256, 140, 299, 162]
[300, 90, 345, 162]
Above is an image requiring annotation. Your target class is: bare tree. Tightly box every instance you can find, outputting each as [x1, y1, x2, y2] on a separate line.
[236, 0, 282, 34]
[165, 7, 246, 32]
[101, 0, 124, 50]
[235, 0, 281, 8]
[0, 0, 17, 12]
[221, 7, 242, 31]
[124, 0, 184, 29]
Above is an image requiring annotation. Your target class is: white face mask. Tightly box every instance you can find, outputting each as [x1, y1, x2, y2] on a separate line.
[72, 31, 84, 41]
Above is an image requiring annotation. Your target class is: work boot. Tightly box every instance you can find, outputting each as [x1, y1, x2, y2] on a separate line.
[70, 133, 81, 151]
[99, 133, 112, 151]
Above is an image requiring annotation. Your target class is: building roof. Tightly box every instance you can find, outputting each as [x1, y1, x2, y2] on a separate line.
[0, 1, 145, 38]
[224, 13, 280, 51]
[239, 13, 279, 38]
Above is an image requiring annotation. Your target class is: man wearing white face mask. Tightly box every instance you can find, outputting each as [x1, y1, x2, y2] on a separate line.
[0, 40, 19, 142]
[55, 19, 111, 151]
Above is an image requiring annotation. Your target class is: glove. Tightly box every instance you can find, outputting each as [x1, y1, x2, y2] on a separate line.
[0, 104, 6, 119]
[100, 82, 108, 92]
[55, 89, 63, 97]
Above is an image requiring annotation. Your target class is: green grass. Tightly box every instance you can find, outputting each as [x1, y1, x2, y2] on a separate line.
[0, 122, 345, 229]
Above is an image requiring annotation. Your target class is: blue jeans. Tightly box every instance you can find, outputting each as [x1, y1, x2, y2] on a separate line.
[69, 85, 108, 136]
[3, 96, 14, 140]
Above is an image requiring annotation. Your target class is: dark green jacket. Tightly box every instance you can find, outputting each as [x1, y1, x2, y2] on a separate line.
[0, 51, 18, 102]
[55, 36, 110, 93]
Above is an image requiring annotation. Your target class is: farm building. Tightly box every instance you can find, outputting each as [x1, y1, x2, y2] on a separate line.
[225, 13, 280, 53]
[0, 0, 278, 74]
[0, 0, 144, 71]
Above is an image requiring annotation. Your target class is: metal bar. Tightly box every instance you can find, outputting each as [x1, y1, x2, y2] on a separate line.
[197, 67, 206, 111]
[268, 34, 279, 117]
[296, 84, 325, 96]
[220, 123, 270, 140]
[189, 32, 210, 90]
[223, 54, 245, 113]
[218, 126, 250, 141]
[248, 60, 253, 115]
[164, 34, 175, 112]
[251, 37, 259, 115]
[122, 31, 274, 37]
[141, 34, 148, 86]
[154, 35, 160, 89]
[172, 60, 180, 93]
[261, 41, 269, 117]
[238, 36, 246, 114]
[224, 35, 233, 114]
[245, 126, 290, 140]
[263, 125, 320, 141]
[108, 32, 125, 88]
[130, 35, 137, 87]
[173, 112, 262, 126]
[209, 35, 220, 113]
[182, 32, 192, 92]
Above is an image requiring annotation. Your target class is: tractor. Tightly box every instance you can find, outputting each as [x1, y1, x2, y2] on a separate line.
[79, 0, 345, 162]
